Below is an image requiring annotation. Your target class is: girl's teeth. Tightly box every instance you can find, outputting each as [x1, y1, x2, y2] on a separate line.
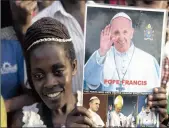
[47, 92, 60, 98]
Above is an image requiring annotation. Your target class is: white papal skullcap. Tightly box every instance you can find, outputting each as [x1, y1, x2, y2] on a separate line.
[89, 96, 99, 102]
[110, 12, 132, 24]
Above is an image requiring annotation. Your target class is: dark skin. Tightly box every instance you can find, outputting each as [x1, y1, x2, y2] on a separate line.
[30, 44, 78, 126]
[66, 106, 95, 127]
[5, 93, 36, 113]
[148, 57, 169, 127]
[10, 0, 85, 43]
[10, 0, 54, 44]
[10, 0, 38, 34]
[11, 43, 94, 127]
[61, 0, 85, 31]
[129, 0, 169, 124]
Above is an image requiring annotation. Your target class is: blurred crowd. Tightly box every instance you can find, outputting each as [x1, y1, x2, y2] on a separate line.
[1, 0, 169, 127]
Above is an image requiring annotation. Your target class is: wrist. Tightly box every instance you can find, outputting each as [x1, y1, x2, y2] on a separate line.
[98, 49, 107, 56]
[5, 100, 11, 112]
[161, 115, 169, 127]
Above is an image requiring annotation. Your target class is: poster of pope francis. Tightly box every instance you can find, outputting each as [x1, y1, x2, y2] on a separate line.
[83, 4, 167, 93]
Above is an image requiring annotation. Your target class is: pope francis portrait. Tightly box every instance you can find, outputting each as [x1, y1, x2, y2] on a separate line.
[84, 12, 160, 93]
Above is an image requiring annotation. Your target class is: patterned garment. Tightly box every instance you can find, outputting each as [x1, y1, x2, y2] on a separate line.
[161, 57, 169, 88]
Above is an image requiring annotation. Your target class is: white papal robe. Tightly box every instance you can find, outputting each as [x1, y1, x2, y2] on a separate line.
[88, 109, 105, 127]
[137, 109, 157, 127]
[108, 111, 128, 127]
[84, 43, 160, 93]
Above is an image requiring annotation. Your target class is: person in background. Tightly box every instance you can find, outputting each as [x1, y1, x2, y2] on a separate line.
[1, 96, 7, 127]
[10, 0, 55, 44]
[103, 0, 126, 5]
[1, 1, 36, 126]
[88, 96, 105, 127]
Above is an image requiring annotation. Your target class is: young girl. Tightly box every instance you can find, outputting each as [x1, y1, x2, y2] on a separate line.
[10, 17, 94, 127]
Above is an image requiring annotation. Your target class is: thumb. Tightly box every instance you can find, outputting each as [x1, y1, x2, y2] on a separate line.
[110, 36, 115, 45]
[111, 36, 116, 42]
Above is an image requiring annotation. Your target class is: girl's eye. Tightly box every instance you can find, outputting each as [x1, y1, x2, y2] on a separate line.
[32, 73, 45, 80]
[54, 70, 64, 76]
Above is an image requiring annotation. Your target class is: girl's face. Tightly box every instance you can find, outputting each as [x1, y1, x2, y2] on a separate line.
[30, 43, 77, 110]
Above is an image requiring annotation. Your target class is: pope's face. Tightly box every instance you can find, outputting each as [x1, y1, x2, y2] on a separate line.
[111, 17, 134, 53]
[115, 106, 122, 114]
[90, 99, 100, 112]
[145, 106, 151, 114]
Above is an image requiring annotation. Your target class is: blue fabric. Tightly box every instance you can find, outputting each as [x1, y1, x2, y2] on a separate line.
[84, 47, 160, 92]
[1, 40, 24, 100]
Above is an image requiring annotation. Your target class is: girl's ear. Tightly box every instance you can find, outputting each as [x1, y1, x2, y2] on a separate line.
[71, 59, 77, 76]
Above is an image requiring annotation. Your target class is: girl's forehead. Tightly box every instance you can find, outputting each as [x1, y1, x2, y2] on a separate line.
[31, 43, 63, 55]
[29, 45, 69, 71]
[30, 44, 66, 61]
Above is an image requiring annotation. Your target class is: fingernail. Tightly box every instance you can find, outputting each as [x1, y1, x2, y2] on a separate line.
[165, 114, 168, 120]
[148, 95, 153, 100]
[154, 88, 158, 93]
[148, 101, 152, 106]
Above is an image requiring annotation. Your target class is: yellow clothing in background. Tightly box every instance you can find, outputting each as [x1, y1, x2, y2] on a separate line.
[1, 96, 7, 127]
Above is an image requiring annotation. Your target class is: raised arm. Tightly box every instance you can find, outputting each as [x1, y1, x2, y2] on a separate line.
[84, 24, 113, 90]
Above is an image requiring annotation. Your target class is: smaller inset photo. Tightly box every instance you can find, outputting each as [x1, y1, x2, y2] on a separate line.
[83, 93, 107, 127]
[106, 94, 138, 127]
[137, 96, 159, 127]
